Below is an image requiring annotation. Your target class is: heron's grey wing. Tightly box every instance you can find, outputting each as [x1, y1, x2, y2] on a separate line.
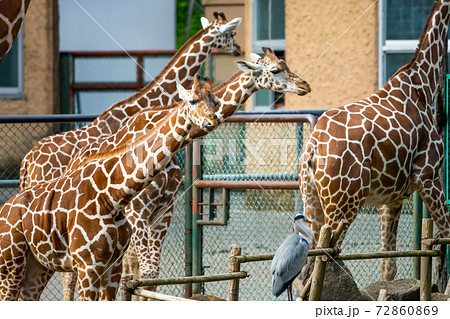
[271, 234, 309, 297]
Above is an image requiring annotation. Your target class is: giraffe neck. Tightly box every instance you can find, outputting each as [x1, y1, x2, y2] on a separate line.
[0, 0, 30, 61]
[390, 0, 450, 104]
[91, 104, 192, 205]
[91, 27, 216, 135]
[182, 70, 257, 143]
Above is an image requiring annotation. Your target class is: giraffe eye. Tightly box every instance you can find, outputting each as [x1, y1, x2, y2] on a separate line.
[190, 99, 198, 105]
[231, 31, 236, 37]
[271, 69, 281, 74]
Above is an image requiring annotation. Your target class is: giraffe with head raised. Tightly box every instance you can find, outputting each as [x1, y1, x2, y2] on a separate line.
[17, 12, 241, 300]
[121, 46, 311, 286]
[299, 0, 450, 291]
[0, 0, 29, 62]
[0, 75, 219, 301]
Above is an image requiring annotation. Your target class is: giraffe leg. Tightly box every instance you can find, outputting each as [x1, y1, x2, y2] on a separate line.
[61, 272, 77, 301]
[144, 203, 175, 289]
[0, 205, 28, 301]
[99, 260, 123, 301]
[18, 251, 55, 300]
[379, 203, 402, 281]
[418, 178, 450, 238]
[300, 159, 325, 247]
[417, 178, 450, 294]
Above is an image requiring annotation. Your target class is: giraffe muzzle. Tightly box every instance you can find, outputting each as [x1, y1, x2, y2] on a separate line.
[201, 119, 215, 129]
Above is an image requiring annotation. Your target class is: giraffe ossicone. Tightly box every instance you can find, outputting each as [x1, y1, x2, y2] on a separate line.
[0, 74, 219, 301]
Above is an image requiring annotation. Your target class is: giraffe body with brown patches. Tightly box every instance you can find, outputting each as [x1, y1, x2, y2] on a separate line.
[121, 47, 311, 285]
[17, 12, 241, 300]
[299, 0, 450, 292]
[0, 0, 29, 62]
[0, 75, 218, 301]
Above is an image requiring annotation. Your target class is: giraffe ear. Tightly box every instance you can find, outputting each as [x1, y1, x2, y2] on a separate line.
[250, 53, 262, 63]
[219, 17, 242, 33]
[176, 82, 190, 102]
[234, 60, 262, 73]
[201, 17, 210, 29]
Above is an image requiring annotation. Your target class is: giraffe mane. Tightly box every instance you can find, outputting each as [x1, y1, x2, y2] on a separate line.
[70, 107, 178, 171]
[213, 70, 244, 92]
[389, 0, 442, 80]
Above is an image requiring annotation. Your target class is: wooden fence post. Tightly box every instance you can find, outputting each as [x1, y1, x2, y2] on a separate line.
[309, 225, 332, 301]
[121, 274, 133, 301]
[228, 244, 241, 301]
[420, 218, 433, 301]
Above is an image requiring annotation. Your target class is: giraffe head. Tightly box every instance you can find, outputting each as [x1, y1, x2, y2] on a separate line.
[235, 47, 311, 96]
[200, 12, 242, 56]
[176, 74, 219, 129]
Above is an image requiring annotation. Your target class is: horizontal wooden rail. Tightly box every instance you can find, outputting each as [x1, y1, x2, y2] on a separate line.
[422, 238, 450, 246]
[133, 288, 195, 301]
[231, 248, 339, 264]
[126, 272, 248, 289]
[231, 249, 439, 264]
[337, 250, 439, 260]
[194, 180, 299, 190]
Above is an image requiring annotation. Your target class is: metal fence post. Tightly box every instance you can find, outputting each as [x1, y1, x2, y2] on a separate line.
[192, 140, 203, 294]
[413, 192, 423, 279]
[184, 144, 193, 298]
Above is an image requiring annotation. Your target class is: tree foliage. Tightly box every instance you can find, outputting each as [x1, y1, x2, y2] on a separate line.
[176, 0, 205, 49]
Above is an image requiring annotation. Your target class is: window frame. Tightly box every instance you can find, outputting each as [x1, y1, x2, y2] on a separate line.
[378, 0, 450, 86]
[252, 0, 285, 110]
[252, 0, 286, 53]
[0, 30, 24, 98]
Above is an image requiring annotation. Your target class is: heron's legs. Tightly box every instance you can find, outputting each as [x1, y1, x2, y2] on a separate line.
[287, 285, 293, 301]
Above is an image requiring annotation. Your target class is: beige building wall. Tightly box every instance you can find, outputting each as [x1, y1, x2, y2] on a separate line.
[285, 0, 378, 110]
[0, 0, 59, 115]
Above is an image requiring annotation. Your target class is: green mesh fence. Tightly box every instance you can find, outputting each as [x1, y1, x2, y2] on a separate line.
[0, 115, 417, 301]
[190, 120, 415, 300]
[0, 117, 186, 301]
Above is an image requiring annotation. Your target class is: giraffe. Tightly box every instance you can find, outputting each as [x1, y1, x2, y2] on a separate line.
[0, 0, 29, 62]
[18, 12, 241, 300]
[0, 75, 219, 301]
[299, 0, 450, 292]
[121, 47, 311, 286]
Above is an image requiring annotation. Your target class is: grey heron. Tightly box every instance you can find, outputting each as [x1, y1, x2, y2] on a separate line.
[271, 214, 313, 300]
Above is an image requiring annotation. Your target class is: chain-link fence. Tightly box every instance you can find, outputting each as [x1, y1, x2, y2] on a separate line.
[190, 117, 415, 300]
[0, 113, 417, 301]
[0, 115, 187, 300]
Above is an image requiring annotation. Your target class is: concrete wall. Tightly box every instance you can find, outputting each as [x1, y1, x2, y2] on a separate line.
[284, 0, 378, 110]
[0, 0, 59, 115]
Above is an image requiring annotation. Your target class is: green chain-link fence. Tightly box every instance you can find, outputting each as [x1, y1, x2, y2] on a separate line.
[189, 116, 415, 300]
[0, 113, 416, 301]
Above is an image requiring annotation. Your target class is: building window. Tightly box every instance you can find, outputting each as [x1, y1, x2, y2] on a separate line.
[252, 0, 285, 110]
[379, 0, 450, 86]
[0, 31, 24, 97]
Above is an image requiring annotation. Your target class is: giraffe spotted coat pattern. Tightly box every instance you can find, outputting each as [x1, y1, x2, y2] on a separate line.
[18, 12, 241, 300]
[0, 0, 29, 62]
[0, 75, 219, 301]
[299, 0, 450, 291]
[121, 47, 311, 285]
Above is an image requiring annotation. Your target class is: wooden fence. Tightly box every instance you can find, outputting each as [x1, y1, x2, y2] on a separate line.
[122, 218, 449, 301]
